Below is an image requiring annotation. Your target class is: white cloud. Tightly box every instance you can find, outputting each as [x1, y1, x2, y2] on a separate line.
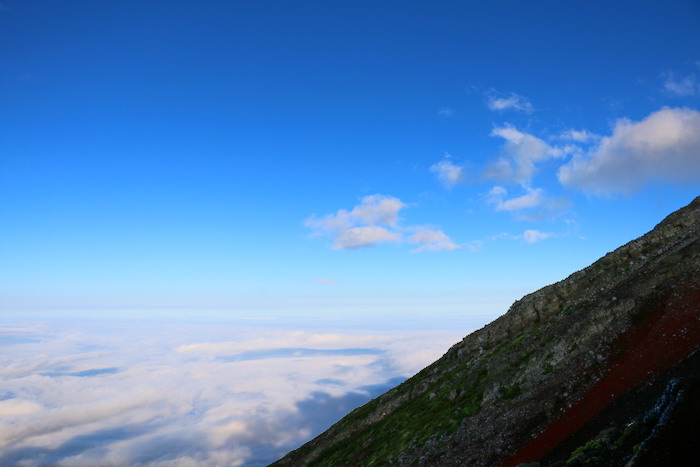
[177, 331, 391, 355]
[409, 228, 461, 253]
[305, 195, 404, 236]
[430, 157, 465, 188]
[486, 186, 571, 221]
[499, 191, 543, 211]
[487, 185, 507, 198]
[437, 106, 455, 117]
[558, 129, 600, 143]
[0, 321, 466, 467]
[662, 72, 699, 97]
[305, 195, 405, 249]
[492, 126, 566, 160]
[558, 107, 700, 195]
[488, 186, 544, 211]
[0, 399, 44, 417]
[306, 195, 460, 252]
[333, 226, 400, 249]
[490, 230, 555, 244]
[348, 195, 405, 227]
[486, 125, 573, 185]
[464, 240, 484, 252]
[304, 210, 353, 235]
[522, 229, 554, 244]
[486, 91, 534, 113]
[313, 279, 338, 285]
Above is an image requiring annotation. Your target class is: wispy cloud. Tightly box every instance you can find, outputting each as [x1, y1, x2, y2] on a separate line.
[485, 124, 574, 185]
[464, 240, 484, 252]
[313, 279, 338, 285]
[521, 229, 555, 244]
[488, 186, 544, 211]
[430, 156, 466, 188]
[437, 106, 456, 117]
[661, 71, 699, 97]
[557, 128, 600, 143]
[489, 229, 556, 244]
[558, 107, 700, 195]
[409, 228, 461, 253]
[486, 186, 571, 221]
[486, 90, 534, 113]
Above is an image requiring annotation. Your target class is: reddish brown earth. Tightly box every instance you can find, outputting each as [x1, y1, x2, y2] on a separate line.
[504, 284, 700, 467]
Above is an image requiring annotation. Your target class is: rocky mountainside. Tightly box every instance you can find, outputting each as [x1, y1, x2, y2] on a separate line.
[273, 196, 700, 467]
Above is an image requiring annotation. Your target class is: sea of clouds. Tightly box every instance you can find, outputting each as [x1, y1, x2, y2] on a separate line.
[0, 317, 470, 466]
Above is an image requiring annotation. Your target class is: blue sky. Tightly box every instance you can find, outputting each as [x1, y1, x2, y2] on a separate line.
[1, 0, 700, 319]
[1, 3, 700, 466]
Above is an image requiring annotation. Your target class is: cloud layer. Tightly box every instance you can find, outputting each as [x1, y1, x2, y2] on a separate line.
[0, 320, 465, 466]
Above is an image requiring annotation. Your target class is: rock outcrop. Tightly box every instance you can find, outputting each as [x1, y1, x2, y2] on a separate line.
[273, 196, 700, 466]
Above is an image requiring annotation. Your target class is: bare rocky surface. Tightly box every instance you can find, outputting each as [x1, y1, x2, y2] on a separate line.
[272, 196, 700, 467]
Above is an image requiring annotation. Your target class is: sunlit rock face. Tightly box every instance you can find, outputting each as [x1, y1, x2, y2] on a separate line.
[273, 196, 700, 467]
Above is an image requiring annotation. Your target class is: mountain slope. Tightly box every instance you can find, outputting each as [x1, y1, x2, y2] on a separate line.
[273, 196, 700, 466]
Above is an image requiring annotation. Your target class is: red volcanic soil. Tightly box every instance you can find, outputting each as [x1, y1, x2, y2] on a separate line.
[503, 283, 700, 467]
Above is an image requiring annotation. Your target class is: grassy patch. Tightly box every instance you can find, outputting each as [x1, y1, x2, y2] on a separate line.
[498, 384, 522, 400]
[309, 363, 490, 466]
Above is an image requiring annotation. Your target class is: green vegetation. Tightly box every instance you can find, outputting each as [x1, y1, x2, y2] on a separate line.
[498, 384, 522, 400]
[308, 360, 491, 466]
[303, 307, 554, 465]
[513, 349, 537, 367]
[562, 420, 653, 466]
[565, 438, 609, 465]
[486, 327, 542, 361]
[539, 334, 554, 347]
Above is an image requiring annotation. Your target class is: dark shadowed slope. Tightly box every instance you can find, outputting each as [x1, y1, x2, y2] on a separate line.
[273, 196, 700, 467]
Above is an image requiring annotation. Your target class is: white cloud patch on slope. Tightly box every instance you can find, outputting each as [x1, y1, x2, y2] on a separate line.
[558, 107, 700, 195]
